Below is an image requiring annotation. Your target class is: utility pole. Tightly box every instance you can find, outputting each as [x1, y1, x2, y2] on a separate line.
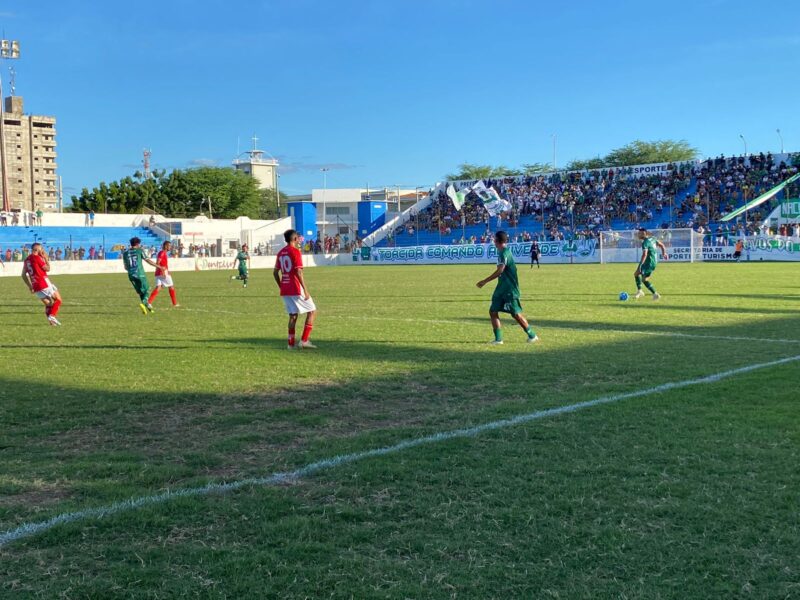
[321, 167, 330, 240]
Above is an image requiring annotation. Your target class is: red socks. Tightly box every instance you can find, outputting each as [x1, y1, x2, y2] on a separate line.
[288, 327, 296, 347]
[302, 324, 313, 343]
[148, 288, 177, 305]
[46, 298, 62, 317]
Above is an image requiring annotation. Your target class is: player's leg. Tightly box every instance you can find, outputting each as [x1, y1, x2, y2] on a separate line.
[131, 277, 150, 313]
[49, 289, 62, 319]
[148, 281, 161, 305]
[141, 280, 154, 311]
[168, 285, 178, 306]
[642, 272, 660, 299]
[633, 270, 645, 299]
[512, 311, 538, 342]
[489, 310, 503, 344]
[298, 309, 316, 348]
[287, 313, 299, 348]
[38, 296, 52, 318]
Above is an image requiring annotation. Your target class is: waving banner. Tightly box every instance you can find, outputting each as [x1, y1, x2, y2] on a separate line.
[721, 173, 800, 222]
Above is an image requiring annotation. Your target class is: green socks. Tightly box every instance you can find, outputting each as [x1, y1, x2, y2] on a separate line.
[635, 274, 643, 290]
[526, 326, 536, 339]
[644, 280, 656, 294]
[493, 328, 503, 342]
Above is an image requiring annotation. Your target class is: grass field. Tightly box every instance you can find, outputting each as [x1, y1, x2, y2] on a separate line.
[1, 261, 799, 598]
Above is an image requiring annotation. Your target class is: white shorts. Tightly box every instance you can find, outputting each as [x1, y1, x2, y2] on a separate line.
[155, 275, 174, 288]
[283, 295, 317, 315]
[35, 282, 58, 300]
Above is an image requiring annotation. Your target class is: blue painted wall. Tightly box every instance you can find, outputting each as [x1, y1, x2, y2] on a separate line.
[357, 201, 387, 237]
[287, 202, 318, 240]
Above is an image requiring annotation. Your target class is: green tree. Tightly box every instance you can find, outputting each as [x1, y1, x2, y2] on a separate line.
[70, 166, 265, 219]
[521, 163, 556, 175]
[259, 188, 290, 220]
[604, 139, 699, 167]
[564, 157, 607, 171]
[445, 163, 522, 180]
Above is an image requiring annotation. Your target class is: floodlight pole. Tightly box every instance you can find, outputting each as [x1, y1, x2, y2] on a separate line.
[776, 129, 784, 154]
[321, 168, 329, 242]
[739, 134, 747, 157]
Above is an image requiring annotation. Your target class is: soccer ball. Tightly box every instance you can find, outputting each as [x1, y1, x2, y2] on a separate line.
[619, 292, 629, 301]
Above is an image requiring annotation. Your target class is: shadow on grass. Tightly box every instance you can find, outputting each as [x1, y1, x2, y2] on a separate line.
[1, 313, 798, 547]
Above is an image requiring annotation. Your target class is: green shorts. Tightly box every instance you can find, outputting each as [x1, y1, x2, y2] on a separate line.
[238, 267, 248, 278]
[490, 293, 523, 315]
[128, 275, 149, 300]
[640, 266, 655, 278]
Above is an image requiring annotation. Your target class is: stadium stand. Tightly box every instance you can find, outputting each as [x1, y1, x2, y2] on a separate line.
[379, 153, 800, 247]
[0, 226, 162, 261]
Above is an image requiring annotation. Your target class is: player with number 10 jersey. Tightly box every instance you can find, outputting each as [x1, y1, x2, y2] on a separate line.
[274, 229, 317, 350]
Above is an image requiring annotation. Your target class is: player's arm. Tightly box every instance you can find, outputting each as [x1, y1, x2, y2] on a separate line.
[272, 260, 281, 288]
[20, 269, 33, 292]
[296, 267, 311, 300]
[656, 240, 669, 260]
[476, 263, 505, 288]
[40, 253, 51, 272]
[142, 255, 160, 269]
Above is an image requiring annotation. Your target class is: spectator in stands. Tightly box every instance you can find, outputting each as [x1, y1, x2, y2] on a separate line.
[88, 210, 95, 227]
[35, 208, 43, 226]
[11, 212, 19, 226]
[0, 212, 6, 226]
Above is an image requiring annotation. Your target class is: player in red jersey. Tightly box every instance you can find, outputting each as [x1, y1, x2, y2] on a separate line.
[148, 240, 180, 307]
[273, 229, 317, 350]
[21, 242, 63, 326]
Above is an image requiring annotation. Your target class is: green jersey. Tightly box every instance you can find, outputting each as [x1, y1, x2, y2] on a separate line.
[236, 251, 249, 271]
[122, 247, 147, 278]
[641, 237, 658, 272]
[493, 247, 520, 299]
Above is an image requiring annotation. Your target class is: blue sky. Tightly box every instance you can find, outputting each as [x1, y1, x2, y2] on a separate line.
[2, 0, 798, 198]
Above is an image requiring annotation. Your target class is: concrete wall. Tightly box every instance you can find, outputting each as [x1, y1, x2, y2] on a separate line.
[36, 212, 152, 227]
[0, 251, 350, 278]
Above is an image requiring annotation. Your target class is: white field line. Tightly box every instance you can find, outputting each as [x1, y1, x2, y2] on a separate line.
[2, 353, 799, 549]
[182, 308, 800, 345]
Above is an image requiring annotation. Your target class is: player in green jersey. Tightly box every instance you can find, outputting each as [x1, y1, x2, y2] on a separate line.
[633, 228, 668, 301]
[231, 244, 250, 288]
[476, 231, 539, 345]
[122, 237, 161, 315]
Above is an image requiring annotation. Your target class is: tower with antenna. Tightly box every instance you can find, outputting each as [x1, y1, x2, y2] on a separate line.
[232, 133, 279, 191]
[142, 148, 152, 178]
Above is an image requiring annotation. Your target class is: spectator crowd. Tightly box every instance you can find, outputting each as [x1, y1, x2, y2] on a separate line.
[388, 153, 800, 245]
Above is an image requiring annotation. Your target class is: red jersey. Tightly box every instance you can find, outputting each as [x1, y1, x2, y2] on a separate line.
[275, 245, 304, 296]
[23, 253, 51, 292]
[155, 250, 169, 277]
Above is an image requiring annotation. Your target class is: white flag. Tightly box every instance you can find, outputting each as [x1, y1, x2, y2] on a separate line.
[472, 181, 512, 217]
[446, 184, 462, 211]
